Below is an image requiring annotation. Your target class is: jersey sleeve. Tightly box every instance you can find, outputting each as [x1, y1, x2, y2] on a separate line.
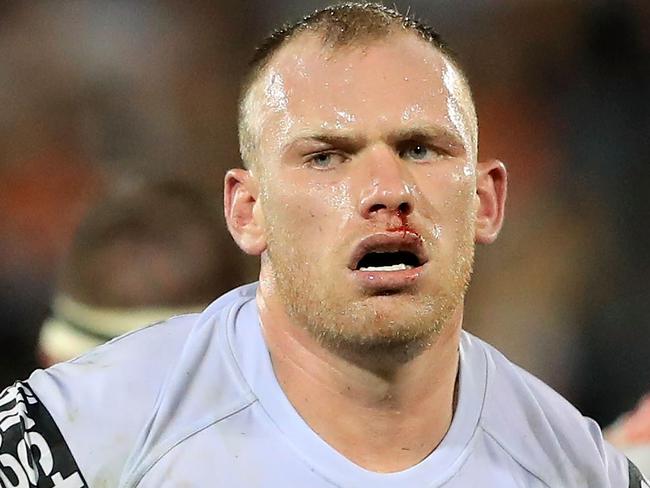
[0, 381, 88, 487]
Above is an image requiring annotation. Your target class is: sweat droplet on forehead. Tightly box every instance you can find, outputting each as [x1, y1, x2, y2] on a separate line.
[401, 104, 424, 122]
[265, 70, 289, 112]
[333, 110, 357, 129]
[335, 110, 356, 122]
[255, 68, 297, 157]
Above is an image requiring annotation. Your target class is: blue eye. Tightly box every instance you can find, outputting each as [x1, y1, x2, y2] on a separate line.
[305, 152, 346, 170]
[401, 144, 431, 161]
[312, 153, 332, 167]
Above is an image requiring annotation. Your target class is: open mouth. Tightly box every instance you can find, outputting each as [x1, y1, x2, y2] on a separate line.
[350, 232, 428, 273]
[356, 250, 421, 272]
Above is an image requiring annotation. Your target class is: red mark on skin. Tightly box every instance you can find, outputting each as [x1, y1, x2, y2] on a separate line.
[388, 209, 412, 237]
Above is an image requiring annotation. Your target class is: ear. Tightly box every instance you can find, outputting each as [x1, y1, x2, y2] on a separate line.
[474, 159, 507, 244]
[224, 168, 267, 255]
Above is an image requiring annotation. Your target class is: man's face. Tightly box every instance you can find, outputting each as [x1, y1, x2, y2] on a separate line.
[251, 32, 479, 348]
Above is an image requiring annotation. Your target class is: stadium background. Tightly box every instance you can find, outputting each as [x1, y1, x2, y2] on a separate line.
[0, 0, 648, 428]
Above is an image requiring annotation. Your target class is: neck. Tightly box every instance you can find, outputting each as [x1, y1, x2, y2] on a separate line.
[256, 279, 462, 473]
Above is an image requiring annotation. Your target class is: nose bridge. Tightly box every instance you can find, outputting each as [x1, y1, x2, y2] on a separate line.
[358, 145, 415, 217]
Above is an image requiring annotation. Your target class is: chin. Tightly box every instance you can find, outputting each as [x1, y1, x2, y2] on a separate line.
[311, 298, 446, 349]
[309, 316, 440, 366]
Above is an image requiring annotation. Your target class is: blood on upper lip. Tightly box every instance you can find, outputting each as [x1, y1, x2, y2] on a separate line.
[387, 209, 412, 237]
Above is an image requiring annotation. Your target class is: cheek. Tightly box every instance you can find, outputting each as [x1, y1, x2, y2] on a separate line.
[446, 173, 477, 229]
[414, 162, 476, 221]
[266, 177, 355, 235]
[411, 163, 476, 260]
[315, 179, 355, 225]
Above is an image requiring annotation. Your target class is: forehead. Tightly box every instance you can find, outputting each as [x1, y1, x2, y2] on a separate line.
[275, 33, 443, 93]
[251, 32, 475, 153]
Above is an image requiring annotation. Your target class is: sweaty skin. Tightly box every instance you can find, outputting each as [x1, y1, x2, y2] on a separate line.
[226, 30, 506, 472]
[254, 34, 478, 347]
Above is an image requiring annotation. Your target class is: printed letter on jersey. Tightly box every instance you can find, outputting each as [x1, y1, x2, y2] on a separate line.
[0, 382, 87, 488]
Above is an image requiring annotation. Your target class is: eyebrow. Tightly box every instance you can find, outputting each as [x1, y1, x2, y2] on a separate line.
[280, 130, 366, 154]
[281, 124, 467, 155]
[386, 125, 466, 149]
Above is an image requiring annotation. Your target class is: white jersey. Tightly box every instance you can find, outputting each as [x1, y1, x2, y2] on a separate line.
[1, 283, 647, 487]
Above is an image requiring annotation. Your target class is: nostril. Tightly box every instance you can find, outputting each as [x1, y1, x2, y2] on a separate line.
[368, 203, 387, 214]
[365, 201, 412, 217]
[397, 202, 412, 216]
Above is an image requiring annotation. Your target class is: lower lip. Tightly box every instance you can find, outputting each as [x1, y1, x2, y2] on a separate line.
[349, 264, 426, 290]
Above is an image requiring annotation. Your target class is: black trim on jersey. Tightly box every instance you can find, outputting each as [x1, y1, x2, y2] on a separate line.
[0, 381, 89, 487]
[628, 458, 649, 488]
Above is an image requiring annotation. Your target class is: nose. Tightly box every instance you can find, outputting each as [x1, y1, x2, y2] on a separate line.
[358, 147, 415, 220]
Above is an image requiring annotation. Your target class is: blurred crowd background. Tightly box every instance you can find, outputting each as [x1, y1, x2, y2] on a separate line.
[0, 0, 648, 429]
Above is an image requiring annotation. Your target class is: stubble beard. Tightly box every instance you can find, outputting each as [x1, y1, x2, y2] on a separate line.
[265, 222, 476, 361]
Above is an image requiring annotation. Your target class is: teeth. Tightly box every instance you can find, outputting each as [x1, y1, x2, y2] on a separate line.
[359, 263, 413, 272]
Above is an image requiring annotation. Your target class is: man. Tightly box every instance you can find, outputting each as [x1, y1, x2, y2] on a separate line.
[0, 3, 646, 487]
[37, 180, 233, 366]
